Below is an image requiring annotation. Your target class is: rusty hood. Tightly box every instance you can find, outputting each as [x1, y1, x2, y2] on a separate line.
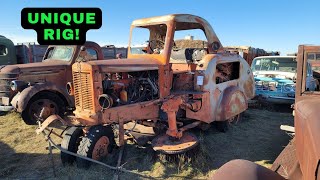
[0, 60, 70, 76]
[86, 58, 160, 73]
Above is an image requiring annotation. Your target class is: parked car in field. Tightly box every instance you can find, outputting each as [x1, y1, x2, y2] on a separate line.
[251, 56, 318, 104]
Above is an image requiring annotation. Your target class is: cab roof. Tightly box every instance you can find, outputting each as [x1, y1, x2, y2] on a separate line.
[132, 14, 209, 27]
[131, 14, 223, 51]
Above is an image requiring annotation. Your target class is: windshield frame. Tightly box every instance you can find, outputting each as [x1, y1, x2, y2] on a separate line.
[128, 21, 172, 64]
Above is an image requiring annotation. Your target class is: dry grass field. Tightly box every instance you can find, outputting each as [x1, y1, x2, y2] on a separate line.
[0, 108, 293, 179]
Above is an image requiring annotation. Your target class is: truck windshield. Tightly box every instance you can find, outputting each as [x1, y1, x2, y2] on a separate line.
[251, 57, 297, 72]
[46, 46, 74, 61]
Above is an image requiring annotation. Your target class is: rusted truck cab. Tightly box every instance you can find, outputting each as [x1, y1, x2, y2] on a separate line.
[39, 14, 255, 167]
[0, 41, 103, 124]
[211, 45, 320, 180]
[289, 45, 320, 179]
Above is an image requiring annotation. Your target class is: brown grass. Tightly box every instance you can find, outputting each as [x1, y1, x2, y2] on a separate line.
[0, 108, 293, 179]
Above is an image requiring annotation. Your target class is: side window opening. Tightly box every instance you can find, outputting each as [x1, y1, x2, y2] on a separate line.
[0, 45, 8, 56]
[170, 29, 208, 63]
[306, 53, 320, 92]
[215, 62, 240, 84]
[86, 48, 98, 60]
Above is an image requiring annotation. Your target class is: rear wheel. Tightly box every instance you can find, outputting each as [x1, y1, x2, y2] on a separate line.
[76, 125, 115, 168]
[60, 127, 84, 165]
[21, 92, 66, 125]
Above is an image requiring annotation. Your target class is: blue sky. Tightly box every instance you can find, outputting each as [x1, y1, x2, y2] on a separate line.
[1, 0, 320, 55]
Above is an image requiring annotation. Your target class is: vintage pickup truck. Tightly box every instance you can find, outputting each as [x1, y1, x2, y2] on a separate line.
[0, 42, 104, 125]
[251, 56, 318, 104]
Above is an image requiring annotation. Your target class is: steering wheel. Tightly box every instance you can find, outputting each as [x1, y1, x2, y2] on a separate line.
[148, 40, 181, 53]
[148, 40, 165, 54]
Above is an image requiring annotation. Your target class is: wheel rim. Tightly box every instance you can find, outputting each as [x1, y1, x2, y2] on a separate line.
[92, 136, 110, 160]
[29, 99, 59, 121]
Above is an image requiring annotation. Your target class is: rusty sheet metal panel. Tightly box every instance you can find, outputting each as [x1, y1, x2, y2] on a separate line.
[271, 138, 302, 179]
[100, 100, 159, 124]
[186, 53, 254, 123]
[87, 58, 160, 73]
[294, 98, 320, 180]
[215, 87, 247, 121]
[210, 159, 285, 180]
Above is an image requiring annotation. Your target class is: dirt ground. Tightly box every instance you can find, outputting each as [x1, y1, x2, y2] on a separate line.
[0, 108, 293, 179]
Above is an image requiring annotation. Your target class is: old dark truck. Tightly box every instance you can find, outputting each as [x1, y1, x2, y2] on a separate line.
[0, 35, 48, 64]
[36, 14, 255, 167]
[211, 45, 320, 180]
[0, 41, 103, 124]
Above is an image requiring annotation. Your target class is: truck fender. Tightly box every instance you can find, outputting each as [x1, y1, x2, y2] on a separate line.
[210, 159, 285, 180]
[11, 82, 73, 112]
[215, 86, 247, 121]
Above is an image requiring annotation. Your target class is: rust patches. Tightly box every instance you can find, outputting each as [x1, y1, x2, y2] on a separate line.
[243, 75, 255, 98]
[40, 14, 255, 155]
[161, 96, 184, 138]
[215, 87, 247, 121]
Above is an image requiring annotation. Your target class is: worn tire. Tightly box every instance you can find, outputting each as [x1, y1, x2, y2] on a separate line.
[76, 125, 115, 169]
[21, 92, 66, 125]
[216, 121, 229, 133]
[60, 127, 84, 165]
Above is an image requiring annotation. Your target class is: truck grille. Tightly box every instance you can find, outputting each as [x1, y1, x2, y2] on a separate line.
[73, 71, 93, 110]
[0, 74, 18, 105]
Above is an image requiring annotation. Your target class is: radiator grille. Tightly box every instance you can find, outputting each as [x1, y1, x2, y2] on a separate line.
[73, 71, 93, 110]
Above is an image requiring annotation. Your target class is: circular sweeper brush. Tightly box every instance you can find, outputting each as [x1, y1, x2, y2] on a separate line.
[151, 132, 199, 154]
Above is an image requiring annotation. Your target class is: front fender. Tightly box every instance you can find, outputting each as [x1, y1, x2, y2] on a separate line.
[11, 82, 73, 112]
[215, 86, 248, 121]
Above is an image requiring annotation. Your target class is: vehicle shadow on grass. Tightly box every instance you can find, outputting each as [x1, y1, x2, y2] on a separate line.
[116, 108, 294, 179]
[0, 141, 61, 179]
[0, 108, 294, 179]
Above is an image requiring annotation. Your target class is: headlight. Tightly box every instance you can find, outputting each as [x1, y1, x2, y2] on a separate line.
[66, 82, 74, 95]
[283, 84, 295, 92]
[10, 80, 27, 91]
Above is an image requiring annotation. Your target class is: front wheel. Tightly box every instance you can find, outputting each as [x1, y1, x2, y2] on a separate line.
[21, 92, 66, 125]
[76, 125, 115, 169]
[61, 127, 84, 165]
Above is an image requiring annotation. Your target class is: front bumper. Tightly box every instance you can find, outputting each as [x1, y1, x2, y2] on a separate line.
[0, 105, 14, 111]
[0, 96, 14, 112]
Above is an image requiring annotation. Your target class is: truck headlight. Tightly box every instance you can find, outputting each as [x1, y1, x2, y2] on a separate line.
[10, 80, 27, 91]
[283, 84, 295, 92]
[66, 82, 74, 95]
